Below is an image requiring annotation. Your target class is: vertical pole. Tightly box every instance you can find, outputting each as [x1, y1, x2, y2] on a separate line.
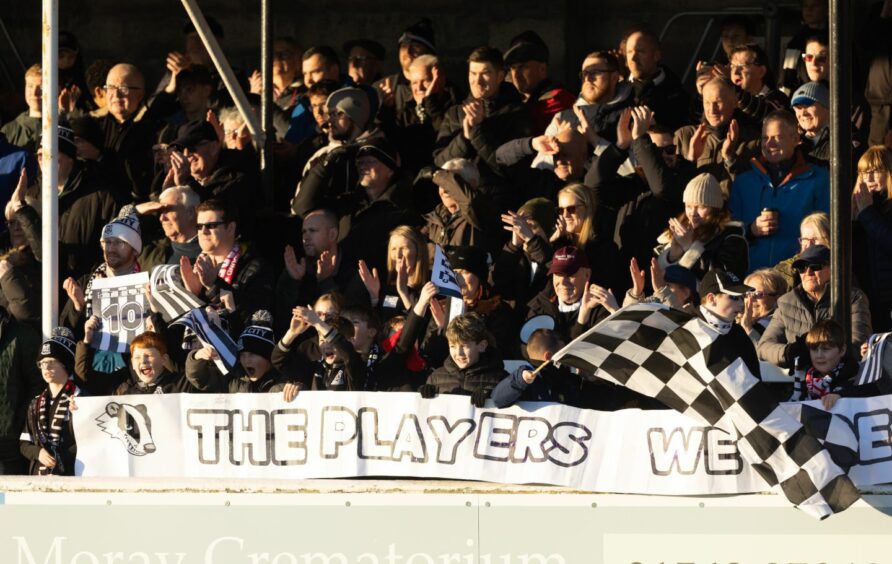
[260, 0, 274, 207]
[40, 0, 59, 339]
[829, 0, 852, 340]
[763, 1, 781, 76]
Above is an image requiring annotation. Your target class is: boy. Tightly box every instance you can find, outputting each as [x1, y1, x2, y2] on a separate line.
[418, 312, 506, 407]
[794, 319, 878, 410]
[118, 332, 195, 395]
[185, 310, 287, 393]
[492, 328, 579, 408]
[20, 328, 79, 476]
[1, 64, 41, 154]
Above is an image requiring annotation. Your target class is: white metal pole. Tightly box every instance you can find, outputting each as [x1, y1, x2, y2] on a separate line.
[179, 0, 265, 144]
[40, 0, 59, 339]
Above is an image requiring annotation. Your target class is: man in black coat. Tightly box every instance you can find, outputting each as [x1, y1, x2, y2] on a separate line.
[623, 29, 693, 131]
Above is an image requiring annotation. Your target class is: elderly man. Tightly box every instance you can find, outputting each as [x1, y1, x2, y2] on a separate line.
[344, 39, 386, 86]
[730, 110, 829, 271]
[726, 44, 790, 124]
[433, 46, 532, 178]
[757, 245, 872, 370]
[791, 81, 830, 165]
[136, 185, 201, 271]
[624, 28, 692, 130]
[675, 77, 760, 182]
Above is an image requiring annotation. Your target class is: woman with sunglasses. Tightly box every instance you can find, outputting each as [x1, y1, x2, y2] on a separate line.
[655, 172, 748, 281]
[773, 211, 830, 288]
[853, 146, 892, 331]
[739, 268, 789, 346]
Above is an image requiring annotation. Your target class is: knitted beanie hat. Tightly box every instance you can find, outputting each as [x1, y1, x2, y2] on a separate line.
[38, 327, 77, 375]
[683, 173, 724, 209]
[102, 205, 143, 254]
[238, 310, 276, 359]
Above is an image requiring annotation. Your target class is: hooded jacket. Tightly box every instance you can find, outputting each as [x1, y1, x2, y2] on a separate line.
[426, 349, 506, 395]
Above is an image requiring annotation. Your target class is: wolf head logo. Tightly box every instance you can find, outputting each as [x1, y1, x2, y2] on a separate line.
[96, 402, 156, 456]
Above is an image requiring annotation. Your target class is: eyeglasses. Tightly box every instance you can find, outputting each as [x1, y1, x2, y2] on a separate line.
[557, 203, 585, 216]
[801, 54, 828, 64]
[579, 68, 613, 81]
[794, 263, 827, 274]
[103, 84, 142, 96]
[730, 62, 758, 73]
[746, 290, 777, 299]
[196, 221, 227, 232]
[37, 359, 60, 370]
[797, 236, 819, 246]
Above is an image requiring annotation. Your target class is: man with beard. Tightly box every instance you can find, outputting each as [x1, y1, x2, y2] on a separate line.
[284, 46, 344, 145]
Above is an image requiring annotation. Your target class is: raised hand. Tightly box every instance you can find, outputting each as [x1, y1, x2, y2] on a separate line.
[169, 150, 191, 185]
[429, 293, 448, 330]
[282, 382, 302, 402]
[283, 245, 307, 281]
[358, 260, 381, 301]
[721, 118, 739, 161]
[668, 217, 694, 250]
[179, 255, 203, 296]
[686, 123, 709, 163]
[615, 106, 633, 150]
[630, 106, 654, 140]
[629, 257, 646, 299]
[63, 277, 86, 312]
[249, 70, 262, 95]
[650, 257, 665, 291]
[590, 284, 619, 313]
[853, 179, 873, 215]
[84, 315, 102, 345]
[414, 281, 439, 316]
[501, 211, 534, 245]
[425, 65, 444, 98]
[316, 250, 336, 281]
[531, 134, 559, 155]
[206, 109, 225, 144]
[572, 104, 598, 146]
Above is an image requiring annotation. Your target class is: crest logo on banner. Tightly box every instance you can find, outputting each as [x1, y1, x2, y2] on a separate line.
[432, 245, 462, 298]
[96, 402, 157, 456]
[90, 272, 151, 353]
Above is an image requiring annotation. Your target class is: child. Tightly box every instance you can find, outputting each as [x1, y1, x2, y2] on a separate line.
[794, 319, 879, 410]
[20, 328, 80, 476]
[185, 310, 287, 393]
[492, 329, 579, 408]
[418, 312, 506, 407]
[116, 332, 196, 395]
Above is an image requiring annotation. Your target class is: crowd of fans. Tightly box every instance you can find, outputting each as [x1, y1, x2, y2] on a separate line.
[2, 0, 892, 476]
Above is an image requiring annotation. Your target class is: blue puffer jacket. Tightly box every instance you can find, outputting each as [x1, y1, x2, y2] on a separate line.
[729, 153, 829, 271]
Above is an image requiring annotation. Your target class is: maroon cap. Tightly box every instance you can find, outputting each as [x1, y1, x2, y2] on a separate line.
[547, 246, 590, 276]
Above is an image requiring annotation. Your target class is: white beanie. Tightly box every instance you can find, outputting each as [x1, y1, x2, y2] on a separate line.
[683, 173, 724, 209]
[102, 206, 142, 254]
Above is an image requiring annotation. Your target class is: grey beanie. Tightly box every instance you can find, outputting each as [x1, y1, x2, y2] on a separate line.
[326, 87, 371, 131]
[683, 173, 724, 209]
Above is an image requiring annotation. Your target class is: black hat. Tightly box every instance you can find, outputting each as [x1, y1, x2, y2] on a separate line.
[505, 31, 550, 65]
[170, 120, 218, 150]
[398, 18, 436, 53]
[58, 30, 80, 52]
[238, 310, 276, 359]
[70, 116, 103, 152]
[343, 39, 386, 61]
[57, 122, 77, 159]
[39, 327, 77, 375]
[699, 269, 753, 297]
[663, 265, 699, 301]
[447, 246, 489, 284]
[792, 244, 830, 271]
[356, 136, 399, 171]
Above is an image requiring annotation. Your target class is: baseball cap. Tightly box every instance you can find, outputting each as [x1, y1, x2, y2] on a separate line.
[699, 269, 753, 297]
[547, 246, 590, 276]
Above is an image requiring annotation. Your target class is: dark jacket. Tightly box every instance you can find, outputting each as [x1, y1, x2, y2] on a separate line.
[93, 110, 163, 203]
[491, 363, 581, 408]
[0, 309, 42, 466]
[525, 288, 611, 345]
[185, 351, 287, 394]
[0, 204, 43, 325]
[629, 67, 693, 131]
[186, 149, 261, 235]
[426, 349, 506, 396]
[20, 383, 78, 476]
[198, 245, 275, 338]
[853, 192, 892, 331]
[422, 171, 501, 257]
[271, 328, 364, 391]
[0, 112, 41, 154]
[655, 221, 749, 280]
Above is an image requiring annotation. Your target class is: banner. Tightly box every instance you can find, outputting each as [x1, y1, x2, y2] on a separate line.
[89, 272, 151, 352]
[72, 392, 892, 495]
[431, 245, 461, 298]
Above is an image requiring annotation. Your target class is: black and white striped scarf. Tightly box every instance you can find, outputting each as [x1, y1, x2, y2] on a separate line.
[36, 380, 78, 476]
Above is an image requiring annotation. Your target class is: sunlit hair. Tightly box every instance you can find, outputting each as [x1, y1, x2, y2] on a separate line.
[557, 183, 598, 245]
[386, 225, 430, 288]
[445, 312, 489, 345]
[662, 205, 732, 244]
[314, 292, 344, 315]
[857, 146, 892, 200]
[25, 64, 41, 80]
[805, 319, 846, 351]
[130, 331, 168, 357]
[800, 212, 830, 247]
[744, 268, 788, 297]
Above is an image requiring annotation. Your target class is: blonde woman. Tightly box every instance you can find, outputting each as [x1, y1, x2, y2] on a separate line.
[358, 225, 430, 321]
[853, 146, 892, 331]
[772, 211, 829, 288]
[739, 268, 788, 345]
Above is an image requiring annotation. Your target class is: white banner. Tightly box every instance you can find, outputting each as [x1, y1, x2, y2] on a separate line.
[71, 392, 892, 494]
[431, 245, 461, 299]
[89, 272, 151, 352]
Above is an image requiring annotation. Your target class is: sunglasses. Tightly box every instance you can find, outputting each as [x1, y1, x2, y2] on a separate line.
[579, 68, 613, 81]
[197, 221, 227, 232]
[797, 236, 819, 246]
[557, 203, 585, 216]
[746, 290, 777, 299]
[794, 263, 827, 274]
[801, 53, 828, 64]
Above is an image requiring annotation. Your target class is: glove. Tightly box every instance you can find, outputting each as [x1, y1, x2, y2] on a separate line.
[470, 388, 490, 408]
[783, 336, 809, 369]
[418, 384, 438, 399]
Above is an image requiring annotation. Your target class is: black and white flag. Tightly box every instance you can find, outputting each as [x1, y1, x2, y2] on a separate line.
[149, 264, 205, 322]
[431, 245, 461, 299]
[551, 303, 861, 519]
[857, 332, 892, 389]
[172, 308, 239, 373]
[90, 272, 151, 353]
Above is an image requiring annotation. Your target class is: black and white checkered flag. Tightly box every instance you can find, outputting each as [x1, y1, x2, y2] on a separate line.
[551, 303, 861, 519]
[149, 265, 205, 322]
[172, 308, 238, 374]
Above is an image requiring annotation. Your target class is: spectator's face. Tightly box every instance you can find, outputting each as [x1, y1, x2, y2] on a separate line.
[347, 46, 380, 86]
[707, 293, 744, 320]
[105, 66, 145, 123]
[131, 346, 167, 383]
[37, 358, 67, 384]
[552, 267, 589, 304]
[184, 140, 221, 179]
[799, 223, 823, 251]
[793, 101, 828, 134]
[308, 94, 329, 128]
[648, 132, 678, 167]
[557, 191, 586, 235]
[579, 57, 618, 104]
[388, 235, 417, 270]
[468, 61, 505, 100]
[449, 339, 486, 370]
[861, 166, 888, 193]
[729, 51, 766, 94]
[799, 262, 830, 296]
[272, 40, 300, 79]
[744, 277, 778, 319]
[666, 283, 692, 306]
[809, 343, 845, 374]
[303, 54, 338, 88]
[239, 351, 271, 380]
[319, 337, 342, 365]
[314, 299, 339, 323]
[345, 317, 376, 352]
[399, 42, 430, 74]
[804, 41, 828, 82]
[177, 82, 212, 115]
[25, 74, 42, 114]
[455, 269, 481, 302]
[509, 61, 547, 96]
[761, 119, 799, 163]
[409, 65, 434, 105]
[702, 82, 736, 127]
[356, 155, 393, 197]
[101, 238, 137, 270]
[802, 0, 828, 28]
[221, 119, 250, 150]
[159, 191, 196, 243]
[685, 204, 714, 228]
[327, 110, 355, 142]
[197, 210, 236, 254]
[58, 48, 78, 71]
[301, 213, 336, 258]
[6, 216, 24, 247]
[438, 186, 459, 214]
[721, 24, 750, 57]
[625, 32, 661, 80]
